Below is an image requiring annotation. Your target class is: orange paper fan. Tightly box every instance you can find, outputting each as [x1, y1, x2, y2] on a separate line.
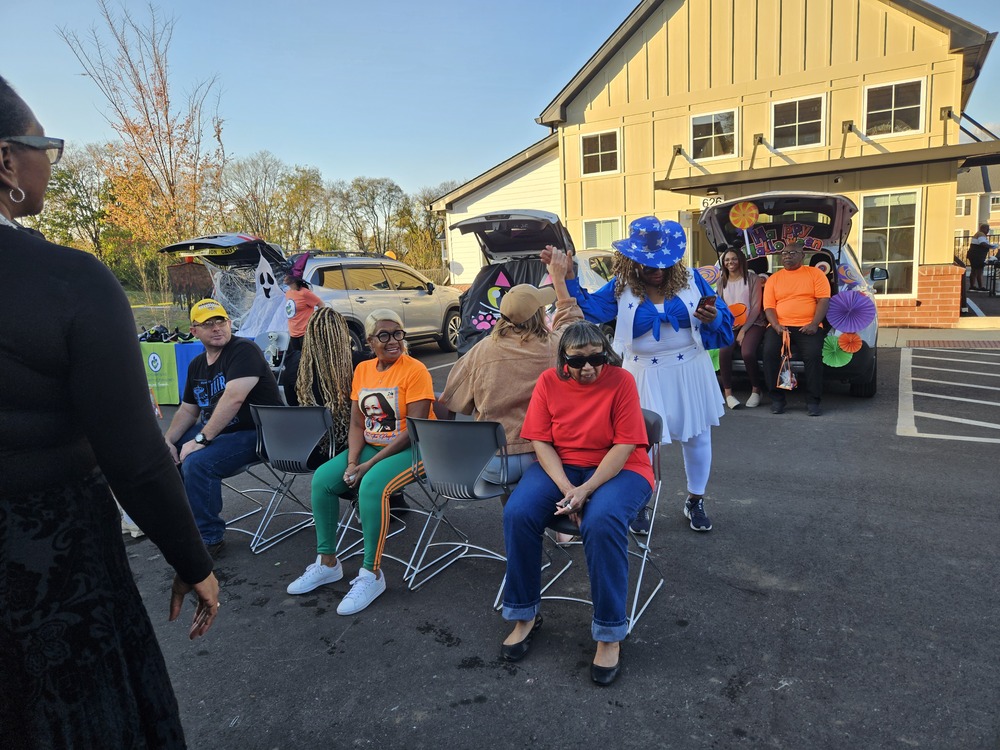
[838, 332, 862, 353]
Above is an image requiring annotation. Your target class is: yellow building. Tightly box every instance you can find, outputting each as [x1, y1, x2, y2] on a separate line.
[433, 0, 1000, 327]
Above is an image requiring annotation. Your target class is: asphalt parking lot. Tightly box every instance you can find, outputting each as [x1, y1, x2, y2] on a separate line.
[129, 345, 1000, 750]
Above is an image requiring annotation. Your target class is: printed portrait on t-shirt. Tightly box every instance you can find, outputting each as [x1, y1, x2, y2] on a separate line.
[358, 387, 401, 444]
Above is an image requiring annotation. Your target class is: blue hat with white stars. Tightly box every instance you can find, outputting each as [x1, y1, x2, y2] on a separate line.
[611, 216, 687, 269]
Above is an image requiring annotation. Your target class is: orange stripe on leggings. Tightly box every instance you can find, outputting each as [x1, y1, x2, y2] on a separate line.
[371, 462, 423, 573]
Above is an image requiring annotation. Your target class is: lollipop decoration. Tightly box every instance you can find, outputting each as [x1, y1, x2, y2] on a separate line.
[837, 263, 863, 289]
[826, 290, 877, 333]
[697, 265, 721, 286]
[729, 201, 759, 256]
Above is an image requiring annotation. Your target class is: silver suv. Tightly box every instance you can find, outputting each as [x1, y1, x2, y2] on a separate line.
[299, 253, 463, 352]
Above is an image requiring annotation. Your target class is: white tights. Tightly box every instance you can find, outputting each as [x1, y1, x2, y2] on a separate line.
[679, 429, 712, 497]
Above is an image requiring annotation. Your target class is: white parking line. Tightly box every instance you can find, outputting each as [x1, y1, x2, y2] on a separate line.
[898, 348, 1000, 444]
[913, 392, 1000, 407]
[913, 377, 1000, 393]
[910, 364, 1000, 378]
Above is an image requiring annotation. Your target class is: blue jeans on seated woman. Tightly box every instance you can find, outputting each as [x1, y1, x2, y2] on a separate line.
[502, 462, 651, 642]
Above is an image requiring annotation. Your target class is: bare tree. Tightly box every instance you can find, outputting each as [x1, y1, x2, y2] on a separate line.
[330, 176, 406, 255]
[60, 0, 225, 246]
[221, 151, 287, 240]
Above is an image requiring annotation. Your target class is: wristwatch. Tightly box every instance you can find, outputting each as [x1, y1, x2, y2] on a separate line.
[195, 432, 212, 446]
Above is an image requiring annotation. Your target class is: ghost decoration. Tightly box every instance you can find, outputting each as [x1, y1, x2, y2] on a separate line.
[237, 254, 289, 339]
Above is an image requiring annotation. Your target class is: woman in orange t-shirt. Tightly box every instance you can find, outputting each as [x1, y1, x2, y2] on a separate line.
[284, 274, 323, 351]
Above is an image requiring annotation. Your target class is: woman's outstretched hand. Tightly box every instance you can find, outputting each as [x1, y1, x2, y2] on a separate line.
[169, 572, 220, 640]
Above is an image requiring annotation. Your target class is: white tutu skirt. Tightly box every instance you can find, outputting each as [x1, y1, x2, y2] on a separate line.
[624, 346, 725, 444]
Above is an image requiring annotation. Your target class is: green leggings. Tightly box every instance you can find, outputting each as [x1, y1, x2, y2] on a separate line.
[311, 444, 418, 573]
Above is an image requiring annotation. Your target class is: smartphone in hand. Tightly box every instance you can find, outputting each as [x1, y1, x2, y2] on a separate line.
[696, 294, 717, 310]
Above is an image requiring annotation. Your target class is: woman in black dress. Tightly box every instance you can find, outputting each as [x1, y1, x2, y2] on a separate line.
[0, 77, 219, 748]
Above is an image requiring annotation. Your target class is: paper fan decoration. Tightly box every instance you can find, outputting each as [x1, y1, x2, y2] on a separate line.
[823, 336, 853, 367]
[697, 265, 721, 286]
[838, 332, 862, 353]
[729, 201, 759, 230]
[826, 290, 876, 332]
[728, 302, 748, 327]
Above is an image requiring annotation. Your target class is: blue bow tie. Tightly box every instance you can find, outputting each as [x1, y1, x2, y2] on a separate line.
[651, 307, 681, 340]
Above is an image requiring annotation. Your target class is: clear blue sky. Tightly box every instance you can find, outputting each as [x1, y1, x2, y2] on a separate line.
[4, 0, 999, 195]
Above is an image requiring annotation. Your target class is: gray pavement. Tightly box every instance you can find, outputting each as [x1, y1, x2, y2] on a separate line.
[129, 343, 1000, 749]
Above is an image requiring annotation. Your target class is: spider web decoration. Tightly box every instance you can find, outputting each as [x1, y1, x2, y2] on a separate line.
[202, 259, 289, 332]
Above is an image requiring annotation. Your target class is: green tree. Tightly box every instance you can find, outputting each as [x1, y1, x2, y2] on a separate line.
[395, 180, 460, 269]
[28, 144, 108, 258]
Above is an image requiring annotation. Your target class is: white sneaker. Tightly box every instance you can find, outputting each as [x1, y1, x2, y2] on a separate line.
[725, 394, 741, 409]
[286, 556, 343, 595]
[745, 392, 762, 408]
[337, 568, 386, 615]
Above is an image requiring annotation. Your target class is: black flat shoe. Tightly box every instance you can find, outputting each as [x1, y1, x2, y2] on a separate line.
[500, 616, 543, 662]
[591, 651, 622, 686]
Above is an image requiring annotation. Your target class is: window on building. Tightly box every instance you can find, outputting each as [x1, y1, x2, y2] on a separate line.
[955, 197, 972, 217]
[865, 81, 923, 136]
[583, 218, 621, 250]
[772, 97, 823, 149]
[991, 196, 1000, 213]
[692, 111, 736, 159]
[581, 131, 618, 175]
[861, 192, 917, 295]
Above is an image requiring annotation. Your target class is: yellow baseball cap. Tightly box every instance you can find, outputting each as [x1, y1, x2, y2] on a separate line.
[190, 298, 229, 324]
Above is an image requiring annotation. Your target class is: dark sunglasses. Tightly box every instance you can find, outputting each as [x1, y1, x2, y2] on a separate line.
[1, 135, 65, 165]
[565, 353, 608, 369]
[373, 329, 406, 343]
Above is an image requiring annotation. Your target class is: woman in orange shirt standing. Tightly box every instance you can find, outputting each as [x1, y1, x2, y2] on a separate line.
[284, 274, 324, 351]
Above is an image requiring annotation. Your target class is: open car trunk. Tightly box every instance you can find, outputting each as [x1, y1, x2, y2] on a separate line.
[449, 210, 576, 355]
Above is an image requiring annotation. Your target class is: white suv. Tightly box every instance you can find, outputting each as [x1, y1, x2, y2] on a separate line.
[298, 253, 463, 352]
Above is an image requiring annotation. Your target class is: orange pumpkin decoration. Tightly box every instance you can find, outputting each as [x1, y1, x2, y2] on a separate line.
[729, 202, 759, 230]
[728, 302, 748, 327]
[838, 332, 862, 353]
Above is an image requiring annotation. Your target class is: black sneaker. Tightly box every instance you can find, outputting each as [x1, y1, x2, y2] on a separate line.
[629, 505, 651, 535]
[770, 399, 786, 415]
[807, 402, 823, 417]
[684, 497, 712, 532]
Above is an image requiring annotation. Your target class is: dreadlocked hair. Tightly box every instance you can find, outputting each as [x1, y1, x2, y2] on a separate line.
[612, 253, 690, 301]
[296, 308, 354, 452]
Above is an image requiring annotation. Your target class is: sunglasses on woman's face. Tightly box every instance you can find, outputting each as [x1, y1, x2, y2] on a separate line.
[565, 353, 608, 369]
[2, 135, 65, 165]
[373, 329, 406, 343]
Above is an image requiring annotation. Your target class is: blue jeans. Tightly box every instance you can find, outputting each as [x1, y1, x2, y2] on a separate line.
[176, 425, 259, 544]
[502, 462, 651, 642]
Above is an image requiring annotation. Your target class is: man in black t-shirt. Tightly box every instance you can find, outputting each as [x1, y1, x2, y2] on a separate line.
[163, 299, 283, 551]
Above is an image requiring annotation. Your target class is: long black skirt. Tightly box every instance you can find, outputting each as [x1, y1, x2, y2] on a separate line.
[0, 470, 186, 749]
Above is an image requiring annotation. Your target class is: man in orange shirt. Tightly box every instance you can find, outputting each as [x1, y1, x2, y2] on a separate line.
[762, 242, 830, 416]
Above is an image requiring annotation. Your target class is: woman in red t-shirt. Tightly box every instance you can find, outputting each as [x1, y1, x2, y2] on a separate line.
[500, 321, 653, 686]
